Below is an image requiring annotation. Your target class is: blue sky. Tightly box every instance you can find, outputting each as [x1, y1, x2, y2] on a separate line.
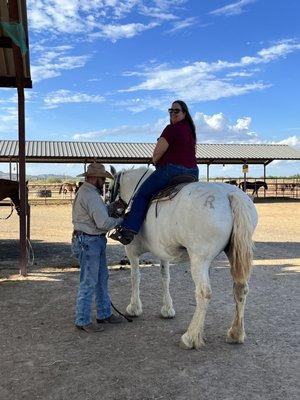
[0, 0, 300, 178]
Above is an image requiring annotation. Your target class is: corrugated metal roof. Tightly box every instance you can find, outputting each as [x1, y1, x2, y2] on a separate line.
[0, 140, 299, 164]
[0, 0, 32, 88]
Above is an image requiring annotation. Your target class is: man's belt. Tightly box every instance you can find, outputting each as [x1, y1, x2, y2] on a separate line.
[73, 230, 106, 237]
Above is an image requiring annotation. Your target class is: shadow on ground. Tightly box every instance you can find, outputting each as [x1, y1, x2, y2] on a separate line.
[0, 239, 299, 272]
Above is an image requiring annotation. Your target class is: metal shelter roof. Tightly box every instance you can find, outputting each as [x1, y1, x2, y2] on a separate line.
[0, 0, 31, 88]
[0, 140, 299, 165]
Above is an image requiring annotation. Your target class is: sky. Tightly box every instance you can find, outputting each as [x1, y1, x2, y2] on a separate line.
[0, 0, 300, 178]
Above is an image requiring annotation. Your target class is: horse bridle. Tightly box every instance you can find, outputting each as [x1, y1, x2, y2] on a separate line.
[110, 169, 149, 209]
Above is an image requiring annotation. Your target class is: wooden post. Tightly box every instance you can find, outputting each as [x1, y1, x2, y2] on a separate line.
[206, 164, 210, 182]
[9, 0, 27, 276]
[263, 163, 266, 198]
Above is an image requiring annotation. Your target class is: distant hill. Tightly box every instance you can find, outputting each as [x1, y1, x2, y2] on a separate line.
[0, 171, 18, 180]
[0, 171, 74, 181]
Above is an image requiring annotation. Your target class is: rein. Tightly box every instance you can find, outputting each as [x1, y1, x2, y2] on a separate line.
[0, 202, 15, 220]
[119, 169, 149, 209]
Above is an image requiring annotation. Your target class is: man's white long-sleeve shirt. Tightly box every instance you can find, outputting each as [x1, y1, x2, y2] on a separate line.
[72, 182, 122, 234]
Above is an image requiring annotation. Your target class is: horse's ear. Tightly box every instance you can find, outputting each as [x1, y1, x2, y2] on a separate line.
[110, 165, 117, 177]
[26, 180, 28, 185]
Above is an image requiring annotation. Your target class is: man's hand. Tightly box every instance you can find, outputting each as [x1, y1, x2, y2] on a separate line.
[108, 199, 127, 218]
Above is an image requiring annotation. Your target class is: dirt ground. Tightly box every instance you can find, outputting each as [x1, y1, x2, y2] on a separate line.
[0, 202, 299, 400]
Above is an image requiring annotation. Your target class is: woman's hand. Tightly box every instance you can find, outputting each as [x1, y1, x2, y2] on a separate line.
[152, 137, 169, 165]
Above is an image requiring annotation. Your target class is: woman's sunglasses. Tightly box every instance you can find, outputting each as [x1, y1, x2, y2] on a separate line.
[168, 108, 182, 115]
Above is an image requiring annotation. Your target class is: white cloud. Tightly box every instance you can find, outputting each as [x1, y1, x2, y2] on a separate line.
[72, 117, 168, 141]
[71, 111, 300, 150]
[241, 40, 300, 65]
[27, 0, 187, 41]
[0, 107, 18, 133]
[194, 112, 258, 142]
[44, 90, 105, 108]
[89, 22, 159, 42]
[166, 17, 198, 34]
[114, 96, 170, 112]
[71, 110, 260, 143]
[209, 0, 257, 17]
[27, 1, 141, 34]
[120, 40, 300, 104]
[226, 71, 255, 77]
[276, 136, 300, 147]
[139, 0, 187, 20]
[31, 45, 90, 83]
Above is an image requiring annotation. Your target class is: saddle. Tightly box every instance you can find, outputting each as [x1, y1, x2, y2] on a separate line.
[150, 174, 197, 205]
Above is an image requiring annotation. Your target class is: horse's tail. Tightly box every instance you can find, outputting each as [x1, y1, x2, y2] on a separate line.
[227, 192, 255, 284]
[59, 185, 63, 194]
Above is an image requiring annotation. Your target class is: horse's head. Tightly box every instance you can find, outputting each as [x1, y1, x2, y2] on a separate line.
[108, 166, 153, 205]
[263, 182, 268, 190]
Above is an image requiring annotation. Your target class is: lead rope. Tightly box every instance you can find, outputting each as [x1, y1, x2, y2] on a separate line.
[0, 202, 14, 220]
[110, 301, 133, 322]
[26, 237, 35, 267]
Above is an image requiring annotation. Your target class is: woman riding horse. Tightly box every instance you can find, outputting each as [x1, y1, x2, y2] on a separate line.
[110, 100, 199, 245]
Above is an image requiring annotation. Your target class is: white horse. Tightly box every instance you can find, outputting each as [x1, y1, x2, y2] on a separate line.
[110, 167, 258, 349]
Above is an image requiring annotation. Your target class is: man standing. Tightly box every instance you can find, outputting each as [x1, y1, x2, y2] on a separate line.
[72, 163, 123, 333]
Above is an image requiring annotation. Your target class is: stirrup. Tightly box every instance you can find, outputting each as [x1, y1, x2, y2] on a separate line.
[109, 227, 134, 245]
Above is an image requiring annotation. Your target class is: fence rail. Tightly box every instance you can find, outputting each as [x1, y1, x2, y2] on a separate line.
[2, 179, 299, 206]
[208, 178, 300, 199]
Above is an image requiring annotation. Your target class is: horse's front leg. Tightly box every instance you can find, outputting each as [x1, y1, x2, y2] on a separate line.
[180, 254, 212, 350]
[160, 260, 175, 318]
[125, 247, 142, 317]
[226, 282, 249, 343]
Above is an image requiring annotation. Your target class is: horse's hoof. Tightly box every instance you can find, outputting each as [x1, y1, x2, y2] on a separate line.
[126, 303, 142, 317]
[226, 328, 245, 344]
[179, 333, 195, 350]
[160, 306, 175, 319]
[180, 332, 205, 350]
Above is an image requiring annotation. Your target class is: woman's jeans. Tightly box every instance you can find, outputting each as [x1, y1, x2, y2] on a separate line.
[72, 233, 111, 326]
[122, 164, 199, 234]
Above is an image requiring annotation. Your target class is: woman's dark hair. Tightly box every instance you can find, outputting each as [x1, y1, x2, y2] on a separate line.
[172, 100, 196, 140]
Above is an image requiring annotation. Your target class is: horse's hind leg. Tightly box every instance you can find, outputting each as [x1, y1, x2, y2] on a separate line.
[180, 254, 212, 350]
[160, 260, 175, 318]
[226, 282, 249, 344]
[125, 247, 142, 317]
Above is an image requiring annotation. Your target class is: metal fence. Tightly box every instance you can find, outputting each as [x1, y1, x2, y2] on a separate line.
[27, 182, 111, 204]
[209, 178, 300, 198]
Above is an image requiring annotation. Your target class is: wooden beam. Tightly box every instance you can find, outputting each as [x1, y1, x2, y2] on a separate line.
[0, 76, 32, 88]
[0, 36, 13, 48]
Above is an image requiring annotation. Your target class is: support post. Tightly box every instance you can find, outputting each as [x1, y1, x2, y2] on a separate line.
[206, 164, 210, 182]
[9, 0, 27, 276]
[263, 163, 266, 198]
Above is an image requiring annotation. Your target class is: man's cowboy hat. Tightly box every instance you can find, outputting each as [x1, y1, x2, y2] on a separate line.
[78, 163, 114, 179]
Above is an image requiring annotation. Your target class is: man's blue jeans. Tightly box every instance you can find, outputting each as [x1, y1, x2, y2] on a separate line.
[122, 164, 199, 233]
[72, 233, 111, 326]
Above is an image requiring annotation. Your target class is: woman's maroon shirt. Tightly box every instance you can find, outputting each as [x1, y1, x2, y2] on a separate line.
[156, 120, 197, 168]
